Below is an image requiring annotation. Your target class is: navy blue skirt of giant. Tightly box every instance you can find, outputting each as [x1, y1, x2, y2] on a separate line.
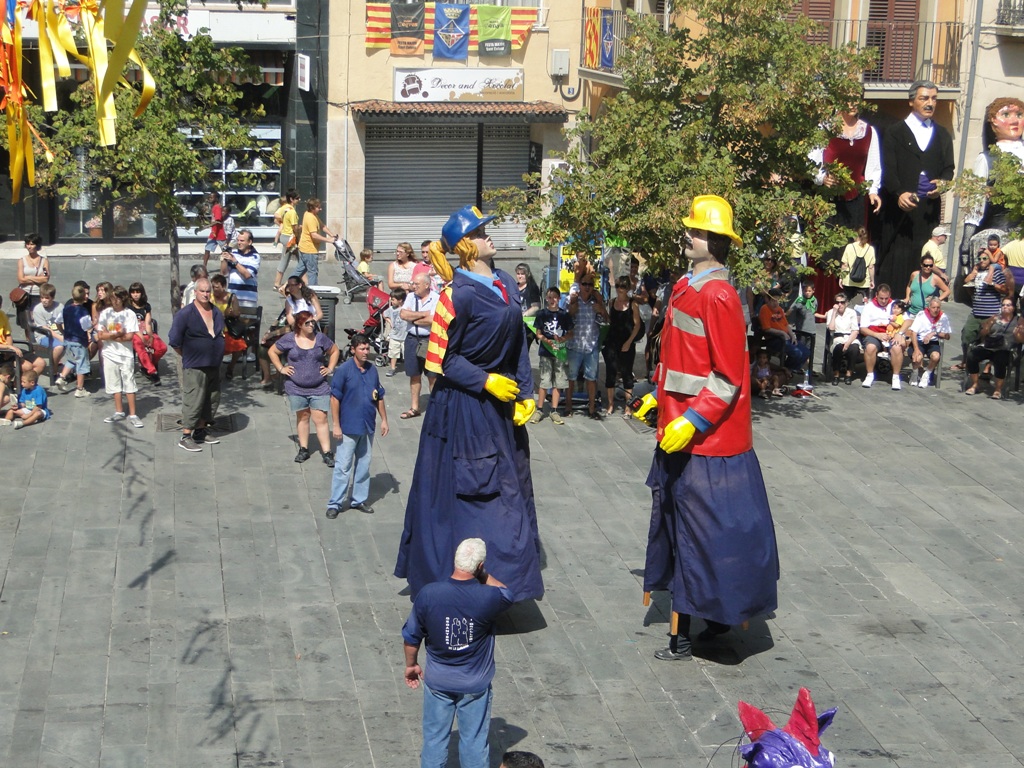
[394, 379, 543, 603]
[644, 448, 779, 626]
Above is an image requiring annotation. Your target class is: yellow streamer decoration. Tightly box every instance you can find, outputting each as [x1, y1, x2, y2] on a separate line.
[1, 0, 155, 202]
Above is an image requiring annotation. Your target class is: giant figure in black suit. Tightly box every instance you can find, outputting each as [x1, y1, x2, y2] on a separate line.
[879, 80, 955, 293]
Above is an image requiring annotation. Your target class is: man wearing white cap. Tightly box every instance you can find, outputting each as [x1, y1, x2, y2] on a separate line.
[921, 225, 950, 282]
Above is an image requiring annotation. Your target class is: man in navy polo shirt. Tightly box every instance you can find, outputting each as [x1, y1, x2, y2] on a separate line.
[402, 538, 513, 768]
[326, 333, 389, 517]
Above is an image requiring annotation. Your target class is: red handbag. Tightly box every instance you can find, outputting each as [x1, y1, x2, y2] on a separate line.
[8, 287, 29, 308]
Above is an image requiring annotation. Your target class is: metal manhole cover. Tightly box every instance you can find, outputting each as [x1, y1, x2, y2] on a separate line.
[156, 413, 240, 433]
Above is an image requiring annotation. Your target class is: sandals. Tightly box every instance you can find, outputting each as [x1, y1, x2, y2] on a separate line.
[400, 408, 421, 419]
[991, 390, 1003, 400]
[964, 386, 977, 396]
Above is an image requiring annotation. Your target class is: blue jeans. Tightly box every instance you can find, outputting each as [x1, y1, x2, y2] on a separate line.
[292, 250, 320, 287]
[327, 432, 373, 508]
[420, 682, 492, 768]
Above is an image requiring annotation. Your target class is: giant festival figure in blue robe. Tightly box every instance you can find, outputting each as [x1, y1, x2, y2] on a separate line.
[394, 205, 544, 602]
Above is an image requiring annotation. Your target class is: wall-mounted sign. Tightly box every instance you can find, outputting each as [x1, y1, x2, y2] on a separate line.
[296, 54, 310, 91]
[394, 68, 524, 103]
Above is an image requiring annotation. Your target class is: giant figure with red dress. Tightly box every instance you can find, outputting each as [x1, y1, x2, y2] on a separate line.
[395, 206, 543, 603]
[644, 195, 780, 661]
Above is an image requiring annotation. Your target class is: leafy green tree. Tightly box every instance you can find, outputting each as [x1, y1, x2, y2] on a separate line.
[33, 0, 279, 310]
[488, 0, 874, 282]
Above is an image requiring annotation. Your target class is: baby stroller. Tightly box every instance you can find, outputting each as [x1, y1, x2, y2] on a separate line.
[334, 239, 375, 304]
[341, 284, 391, 366]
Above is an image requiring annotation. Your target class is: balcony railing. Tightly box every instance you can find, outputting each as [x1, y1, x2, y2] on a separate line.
[579, 11, 963, 90]
[997, 0, 1024, 25]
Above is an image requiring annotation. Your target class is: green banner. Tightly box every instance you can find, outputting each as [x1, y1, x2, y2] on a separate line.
[477, 5, 511, 57]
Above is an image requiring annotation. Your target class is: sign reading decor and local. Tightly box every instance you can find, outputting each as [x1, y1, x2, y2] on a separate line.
[394, 68, 524, 103]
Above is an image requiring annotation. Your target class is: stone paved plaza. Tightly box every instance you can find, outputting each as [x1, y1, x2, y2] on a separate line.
[2, 252, 1024, 767]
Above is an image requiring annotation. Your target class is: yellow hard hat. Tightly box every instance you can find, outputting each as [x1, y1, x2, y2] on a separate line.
[682, 195, 742, 247]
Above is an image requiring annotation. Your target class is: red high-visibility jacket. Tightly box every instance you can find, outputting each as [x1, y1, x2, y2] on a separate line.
[655, 269, 752, 456]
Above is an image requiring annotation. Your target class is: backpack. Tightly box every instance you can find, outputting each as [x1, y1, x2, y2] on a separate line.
[848, 254, 867, 284]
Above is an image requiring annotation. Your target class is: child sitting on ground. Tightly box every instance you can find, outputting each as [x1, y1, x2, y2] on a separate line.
[1, 369, 50, 429]
[382, 288, 408, 378]
[751, 350, 790, 399]
[0, 363, 15, 411]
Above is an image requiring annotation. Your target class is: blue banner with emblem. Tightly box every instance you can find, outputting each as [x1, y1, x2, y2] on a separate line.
[434, 3, 470, 61]
[600, 10, 615, 70]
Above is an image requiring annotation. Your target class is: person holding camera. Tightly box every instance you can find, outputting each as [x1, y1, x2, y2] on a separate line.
[402, 538, 513, 768]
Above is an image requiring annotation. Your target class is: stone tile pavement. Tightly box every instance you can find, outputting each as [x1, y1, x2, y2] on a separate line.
[2, 253, 1024, 767]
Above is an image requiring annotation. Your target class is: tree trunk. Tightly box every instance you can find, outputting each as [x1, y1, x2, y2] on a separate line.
[161, 207, 182, 314]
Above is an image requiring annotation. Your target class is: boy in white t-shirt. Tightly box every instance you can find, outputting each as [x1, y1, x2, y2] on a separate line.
[96, 285, 143, 427]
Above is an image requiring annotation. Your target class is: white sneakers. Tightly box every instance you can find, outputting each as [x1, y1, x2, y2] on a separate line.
[918, 371, 931, 388]
[891, 375, 901, 391]
[861, 372, 874, 388]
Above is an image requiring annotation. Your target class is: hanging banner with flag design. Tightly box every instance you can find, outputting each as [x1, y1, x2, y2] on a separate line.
[476, 5, 511, 57]
[600, 10, 615, 70]
[391, 2, 425, 56]
[583, 7, 600, 68]
[365, 4, 536, 53]
[433, 3, 470, 61]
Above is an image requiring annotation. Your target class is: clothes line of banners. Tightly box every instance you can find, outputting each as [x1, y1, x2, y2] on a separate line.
[365, 2, 537, 60]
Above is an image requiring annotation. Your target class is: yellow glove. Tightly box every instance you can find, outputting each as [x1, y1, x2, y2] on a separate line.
[659, 416, 696, 454]
[513, 399, 537, 426]
[484, 373, 519, 402]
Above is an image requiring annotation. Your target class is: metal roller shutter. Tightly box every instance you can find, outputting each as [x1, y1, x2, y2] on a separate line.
[364, 123, 531, 252]
[365, 125, 477, 251]
[483, 125, 530, 251]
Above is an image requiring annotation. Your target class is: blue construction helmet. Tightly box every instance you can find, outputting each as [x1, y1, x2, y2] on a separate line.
[441, 205, 496, 252]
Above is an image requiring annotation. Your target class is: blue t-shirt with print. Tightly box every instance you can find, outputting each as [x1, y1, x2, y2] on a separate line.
[402, 577, 513, 694]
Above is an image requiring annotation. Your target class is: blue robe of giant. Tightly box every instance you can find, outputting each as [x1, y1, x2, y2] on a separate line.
[395, 268, 544, 602]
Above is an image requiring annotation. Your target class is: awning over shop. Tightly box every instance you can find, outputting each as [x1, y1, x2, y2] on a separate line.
[350, 99, 568, 125]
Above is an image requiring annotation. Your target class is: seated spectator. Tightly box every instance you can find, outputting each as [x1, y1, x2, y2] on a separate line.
[0, 363, 15, 411]
[904, 255, 950, 315]
[982, 234, 1006, 269]
[31, 282, 65, 363]
[887, 301, 912, 354]
[0, 369, 50, 429]
[824, 292, 861, 385]
[859, 284, 905, 390]
[282, 277, 323, 329]
[128, 282, 167, 385]
[751, 350, 790, 399]
[965, 298, 1023, 399]
[210, 274, 248, 379]
[758, 288, 808, 373]
[908, 296, 952, 388]
[55, 282, 94, 397]
[959, 251, 1008, 365]
[0, 295, 44, 377]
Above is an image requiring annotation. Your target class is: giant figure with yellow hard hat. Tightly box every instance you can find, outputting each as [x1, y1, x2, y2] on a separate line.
[643, 195, 779, 661]
[395, 205, 544, 603]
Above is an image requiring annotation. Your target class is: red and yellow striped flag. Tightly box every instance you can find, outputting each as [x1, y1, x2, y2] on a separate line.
[583, 7, 600, 68]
